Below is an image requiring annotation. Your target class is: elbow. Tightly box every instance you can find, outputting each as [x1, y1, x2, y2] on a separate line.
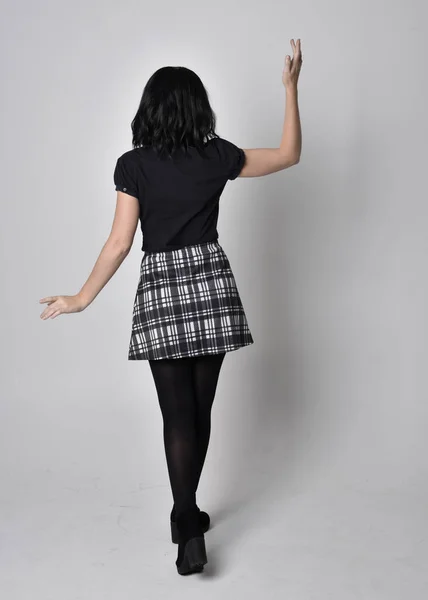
[109, 238, 132, 255]
[118, 243, 132, 255]
[281, 155, 300, 169]
[278, 149, 300, 169]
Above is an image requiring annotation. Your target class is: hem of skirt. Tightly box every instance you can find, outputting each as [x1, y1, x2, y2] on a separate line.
[127, 339, 254, 360]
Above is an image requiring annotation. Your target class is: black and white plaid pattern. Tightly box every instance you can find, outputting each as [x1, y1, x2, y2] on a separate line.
[128, 240, 254, 360]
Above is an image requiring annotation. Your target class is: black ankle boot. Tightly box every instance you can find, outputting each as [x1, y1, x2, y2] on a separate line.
[175, 506, 207, 575]
[170, 504, 210, 543]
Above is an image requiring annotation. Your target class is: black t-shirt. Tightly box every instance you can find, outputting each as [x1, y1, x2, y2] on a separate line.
[113, 136, 246, 252]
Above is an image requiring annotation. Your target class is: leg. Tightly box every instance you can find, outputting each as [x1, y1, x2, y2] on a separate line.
[148, 356, 199, 517]
[192, 352, 226, 493]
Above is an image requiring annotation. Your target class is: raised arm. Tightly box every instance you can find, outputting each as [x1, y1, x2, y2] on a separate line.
[238, 39, 303, 177]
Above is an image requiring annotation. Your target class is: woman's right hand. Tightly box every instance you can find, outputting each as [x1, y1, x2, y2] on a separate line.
[39, 294, 86, 320]
[282, 38, 303, 89]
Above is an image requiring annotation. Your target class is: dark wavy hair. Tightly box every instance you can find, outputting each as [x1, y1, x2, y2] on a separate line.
[131, 66, 219, 159]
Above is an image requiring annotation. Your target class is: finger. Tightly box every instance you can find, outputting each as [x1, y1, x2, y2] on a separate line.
[51, 310, 62, 319]
[44, 310, 58, 319]
[39, 297, 57, 304]
[41, 301, 55, 309]
[290, 39, 296, 52]
[41, 303, 58, 319]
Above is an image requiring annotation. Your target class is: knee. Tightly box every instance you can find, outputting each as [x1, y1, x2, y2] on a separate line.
[163, 406, 195, 431]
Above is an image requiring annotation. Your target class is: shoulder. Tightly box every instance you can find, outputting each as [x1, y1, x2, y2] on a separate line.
[210, 136, 245, 180]
[115, 148, 139, 167]
[113, 149, 141, 194]
[210, 136, 242, 155]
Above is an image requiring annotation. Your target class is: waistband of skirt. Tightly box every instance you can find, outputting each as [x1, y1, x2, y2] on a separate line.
[143, 239, 222, 258]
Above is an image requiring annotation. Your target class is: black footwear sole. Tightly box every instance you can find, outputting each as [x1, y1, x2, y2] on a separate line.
[171, 511, 210, 543]
[176, 536, 207, 575]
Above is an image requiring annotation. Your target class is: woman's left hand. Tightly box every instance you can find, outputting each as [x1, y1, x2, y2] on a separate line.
[39, 294, 86, 319]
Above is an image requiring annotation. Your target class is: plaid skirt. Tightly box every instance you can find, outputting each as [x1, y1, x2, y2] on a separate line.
[128, 240, 254, 360]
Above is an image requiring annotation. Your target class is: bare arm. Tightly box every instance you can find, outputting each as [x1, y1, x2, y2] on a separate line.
[238, 39, 303, 177]
[75, 192, 140, 308]
[39, 191, 140, 318]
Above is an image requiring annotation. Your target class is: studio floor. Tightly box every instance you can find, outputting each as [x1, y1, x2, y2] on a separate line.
[1, 472, 427, 600]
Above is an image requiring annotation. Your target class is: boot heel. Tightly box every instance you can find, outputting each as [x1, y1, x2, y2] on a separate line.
[171, 520, 179, 544]
[171, 509, 210, 543]
[176, 536, 207, 575]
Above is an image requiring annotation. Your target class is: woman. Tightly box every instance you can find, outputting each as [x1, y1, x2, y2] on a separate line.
[39, 39, 302, 575]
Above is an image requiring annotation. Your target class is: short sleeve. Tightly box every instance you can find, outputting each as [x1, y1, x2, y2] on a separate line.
[222, 139, 246, 180]
[113, 155, 138, 198]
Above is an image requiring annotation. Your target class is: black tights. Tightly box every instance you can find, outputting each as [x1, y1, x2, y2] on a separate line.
[149, 352, 226, 517]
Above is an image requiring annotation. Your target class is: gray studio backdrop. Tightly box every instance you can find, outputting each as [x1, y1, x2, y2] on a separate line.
[1, 0, 427, 598]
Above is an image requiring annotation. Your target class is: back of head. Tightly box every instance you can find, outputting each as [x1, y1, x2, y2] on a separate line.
[131, 66, 219, 158]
